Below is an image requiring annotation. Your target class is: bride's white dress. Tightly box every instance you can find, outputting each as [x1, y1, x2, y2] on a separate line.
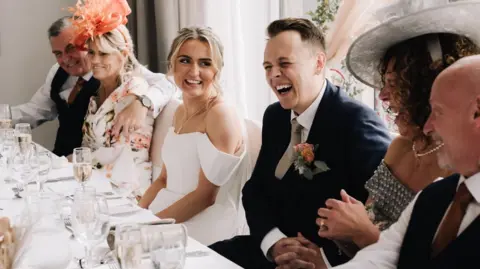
[148, 127, 249, 245]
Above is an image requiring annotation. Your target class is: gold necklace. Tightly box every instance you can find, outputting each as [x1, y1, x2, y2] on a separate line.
[176, 106, 207, 134]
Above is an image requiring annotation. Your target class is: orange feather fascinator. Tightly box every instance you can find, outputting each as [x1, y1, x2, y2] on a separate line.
[68, 0, 131, 50]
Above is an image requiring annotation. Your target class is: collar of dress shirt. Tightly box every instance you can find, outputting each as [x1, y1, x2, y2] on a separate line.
[461, 172, 480, 203]
[291, 79, 327, 131]
[82, 72, 93, 81]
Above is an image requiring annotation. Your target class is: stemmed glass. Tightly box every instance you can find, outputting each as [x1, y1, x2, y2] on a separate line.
[0, 104, 12, 129]
[14, 123, 33, 156]
[30, 151, 52, 192]
[0, 129, 15, 183]
[111, 179, 138, 204]
[73, 147, 93, 190]
[11, 123, 34, 194]
[71, 193, 110, 269]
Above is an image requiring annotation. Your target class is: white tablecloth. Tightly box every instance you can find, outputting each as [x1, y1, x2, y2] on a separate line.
[0, 163, 242, 269]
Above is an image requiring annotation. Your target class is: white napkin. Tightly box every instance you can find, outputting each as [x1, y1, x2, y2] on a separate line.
[92, 146, 142, 194]
[12, 218, 71, 269]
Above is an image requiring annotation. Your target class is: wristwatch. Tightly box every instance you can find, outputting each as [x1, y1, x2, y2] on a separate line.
[137, 95, 152, 109]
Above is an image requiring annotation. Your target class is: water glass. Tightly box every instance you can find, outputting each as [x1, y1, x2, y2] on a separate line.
[26, 192, 62, 225]
[147, 224, 187, 269]
[30, 151, 52, 192]
[71, 195, 110, 269]
[73, 147, 93, 190]
[115, 223, 143, 269]
[0, 129, 15, 182]
[0, 104, 12, 129]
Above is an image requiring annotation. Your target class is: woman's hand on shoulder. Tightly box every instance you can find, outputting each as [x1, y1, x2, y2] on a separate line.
[205, 103, 242, 154]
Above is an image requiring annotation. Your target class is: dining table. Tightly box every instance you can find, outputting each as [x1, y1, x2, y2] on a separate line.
[0, 155, 243, 269]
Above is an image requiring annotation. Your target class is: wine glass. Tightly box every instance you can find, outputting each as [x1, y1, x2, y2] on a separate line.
[73, 147, 93, 190]
[147, 224, 187, 269]
[71, 195, 110, 269]
[30, 151, 52, 192]
[0, 129, 15, 183]
[0, 104, 12, 129]
[111, 179, 138, 203]
[14, 123, 33, 155]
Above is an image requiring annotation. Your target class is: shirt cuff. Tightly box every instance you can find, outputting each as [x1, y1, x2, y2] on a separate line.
[260, 228, 287, 260]
[320, 248, 332, 268]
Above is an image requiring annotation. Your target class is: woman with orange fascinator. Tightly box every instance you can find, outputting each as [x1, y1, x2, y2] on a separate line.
[69, 0, 155, 196]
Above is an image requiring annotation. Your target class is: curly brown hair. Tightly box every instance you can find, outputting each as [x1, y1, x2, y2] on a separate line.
[379, 33, 480, 147]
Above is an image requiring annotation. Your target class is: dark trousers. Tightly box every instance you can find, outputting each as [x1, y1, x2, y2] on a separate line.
[209, 235, 276, 269]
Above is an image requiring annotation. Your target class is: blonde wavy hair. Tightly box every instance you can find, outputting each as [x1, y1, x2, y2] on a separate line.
[88, 24, 140, 84]
[167, 27, 224, 107]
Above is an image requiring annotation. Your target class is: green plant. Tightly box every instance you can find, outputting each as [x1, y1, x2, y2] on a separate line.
[307, 0, 341, 32]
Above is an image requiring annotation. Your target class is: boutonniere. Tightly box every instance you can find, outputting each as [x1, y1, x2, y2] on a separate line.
[293, 143, 330, 180]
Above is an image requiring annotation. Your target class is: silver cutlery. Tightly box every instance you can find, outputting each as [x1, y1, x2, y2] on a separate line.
[12, 186, 23, 199]
[108, 262, 120, 269]
[63, 217, 75, 239]
[26, 176, 75, 185]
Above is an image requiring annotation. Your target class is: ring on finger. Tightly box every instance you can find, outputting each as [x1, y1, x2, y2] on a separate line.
[320, 219, 328, 231]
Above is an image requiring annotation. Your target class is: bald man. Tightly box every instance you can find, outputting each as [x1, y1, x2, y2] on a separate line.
[332, 55, 480, 269]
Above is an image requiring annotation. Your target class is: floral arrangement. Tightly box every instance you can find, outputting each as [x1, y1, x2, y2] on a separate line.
[328, 59, 365, 98]
[292, 143, 329, 179]
[307, 0, 341, 32]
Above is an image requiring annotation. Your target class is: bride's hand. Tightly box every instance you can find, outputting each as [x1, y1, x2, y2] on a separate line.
[317, 190, 378, 247]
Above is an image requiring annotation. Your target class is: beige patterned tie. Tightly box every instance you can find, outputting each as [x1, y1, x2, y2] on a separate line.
[275, 118, 303, 179]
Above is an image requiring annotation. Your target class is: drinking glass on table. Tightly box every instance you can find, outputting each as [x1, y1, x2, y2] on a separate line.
[111, 179, 138, 203]
[146, 224, 187, 269]
[30, 151, 52, 192]
[14, 123, 33, 156]
[73, 147, 93, 190]
[0, 104, 12, 129]
[71, 195, 110, 269]
[0, 129, 15, 182]
[115, 223, 144, 269]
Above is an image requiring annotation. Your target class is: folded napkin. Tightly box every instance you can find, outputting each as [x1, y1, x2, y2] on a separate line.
[93, 146, 144, 195]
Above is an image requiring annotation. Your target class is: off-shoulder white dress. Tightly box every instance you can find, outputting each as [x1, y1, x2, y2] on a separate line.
[148, 127, 248, 245]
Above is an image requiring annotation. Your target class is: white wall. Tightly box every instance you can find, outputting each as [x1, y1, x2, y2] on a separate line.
[0, 0, 75, 150]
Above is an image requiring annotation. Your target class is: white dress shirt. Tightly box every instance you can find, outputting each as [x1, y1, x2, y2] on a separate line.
[260, 79, 331, 266]
[333, 173, 480, 269]
[12, 63, 176, 128]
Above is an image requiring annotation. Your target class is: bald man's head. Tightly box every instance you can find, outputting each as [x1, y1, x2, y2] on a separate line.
[424, 55, 480, 177]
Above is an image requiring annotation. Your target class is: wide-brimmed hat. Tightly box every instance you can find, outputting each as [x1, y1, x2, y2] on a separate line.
[346, 0, 480, 88]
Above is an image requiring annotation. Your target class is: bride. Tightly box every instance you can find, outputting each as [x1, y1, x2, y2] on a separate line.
[139, 27, 249, 245]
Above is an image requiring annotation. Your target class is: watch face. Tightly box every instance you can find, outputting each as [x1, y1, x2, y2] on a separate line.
[142, 96, 152, 107]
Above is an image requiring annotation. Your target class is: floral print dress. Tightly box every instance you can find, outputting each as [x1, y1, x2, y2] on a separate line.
[82, 76, 154, 195]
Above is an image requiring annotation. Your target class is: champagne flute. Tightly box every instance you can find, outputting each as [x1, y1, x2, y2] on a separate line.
[14, 123, 33, 155]
[73, 147, 93, 190]
[0, 104, 12, 129]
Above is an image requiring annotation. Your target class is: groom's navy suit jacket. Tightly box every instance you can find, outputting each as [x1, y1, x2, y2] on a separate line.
[242, 81, 391, 266]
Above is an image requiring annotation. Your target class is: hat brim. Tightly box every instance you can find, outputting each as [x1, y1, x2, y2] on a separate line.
[346, 1, 480, 89]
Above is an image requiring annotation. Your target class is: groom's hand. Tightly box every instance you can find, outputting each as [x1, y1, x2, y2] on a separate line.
[274, 233, 327, 269]
[269, 238, 303, 261]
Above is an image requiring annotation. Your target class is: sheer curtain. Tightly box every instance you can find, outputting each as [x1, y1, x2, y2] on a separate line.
[127, 0, 311, 121]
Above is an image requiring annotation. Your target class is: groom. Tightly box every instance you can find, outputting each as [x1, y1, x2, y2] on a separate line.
[210, 18, 391, 268]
